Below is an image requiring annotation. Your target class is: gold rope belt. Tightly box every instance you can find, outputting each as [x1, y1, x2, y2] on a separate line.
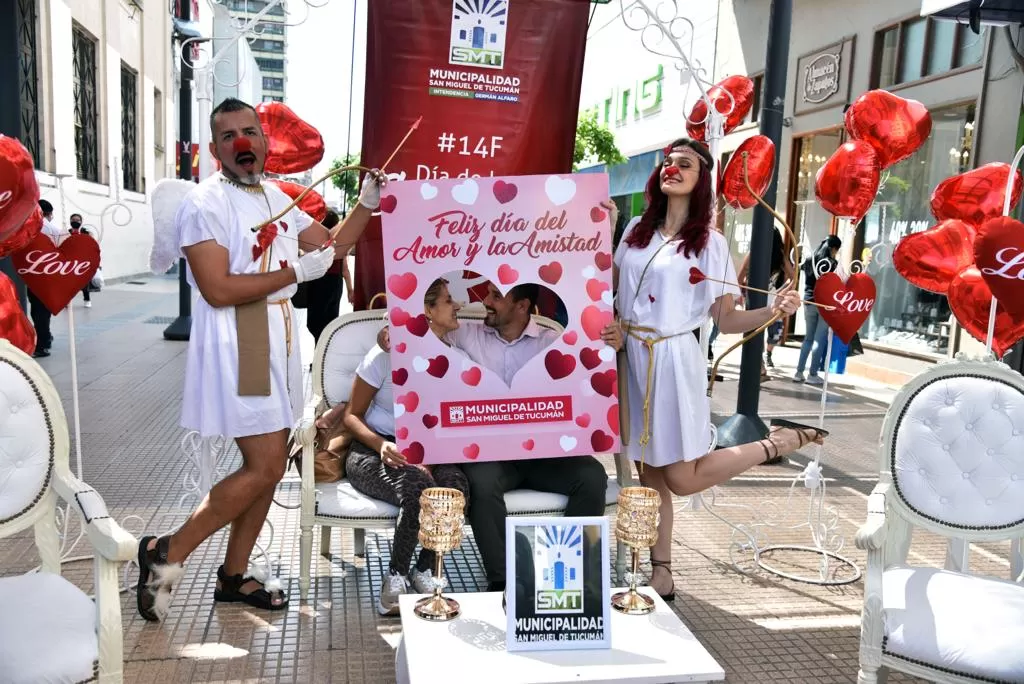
[622, 321, 695, 470]
[269, 299, 293, 357]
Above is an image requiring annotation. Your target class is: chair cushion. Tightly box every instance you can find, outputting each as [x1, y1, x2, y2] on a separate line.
[315, 477, 619, 521]
[0, 359, 53, 524]
[0, 572, 98, 684]
[882, 566, 1024, 682]
[892, 375, 1024, 529]
[318, 316, 385, 408]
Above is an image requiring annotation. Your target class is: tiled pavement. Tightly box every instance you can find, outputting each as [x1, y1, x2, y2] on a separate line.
[3, 275, 1014, 683]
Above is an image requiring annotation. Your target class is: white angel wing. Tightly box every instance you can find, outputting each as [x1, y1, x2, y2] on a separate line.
[149, 178, 195, 274]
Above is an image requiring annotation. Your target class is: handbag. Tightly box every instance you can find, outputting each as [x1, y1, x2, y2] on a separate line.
[90, 268, 104, 291]
[289, 403, 352, 482]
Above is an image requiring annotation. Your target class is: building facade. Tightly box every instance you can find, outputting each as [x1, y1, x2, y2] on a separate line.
[220, 0, 287, 102]
[211, 2, 264, 107]
[0, 0, 177, 281]
[717, 0, 1023, 360]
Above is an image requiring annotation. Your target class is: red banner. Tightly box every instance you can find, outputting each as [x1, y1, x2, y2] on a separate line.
[354, 0, 591, 310]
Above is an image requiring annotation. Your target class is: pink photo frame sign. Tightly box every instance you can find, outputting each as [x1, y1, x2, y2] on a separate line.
[379, 173, 621, 465]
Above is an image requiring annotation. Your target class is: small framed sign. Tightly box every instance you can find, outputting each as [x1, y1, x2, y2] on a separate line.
[505, 516, 611, 652]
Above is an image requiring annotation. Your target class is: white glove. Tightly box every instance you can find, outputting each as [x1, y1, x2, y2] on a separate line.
[358, 169, 386, 210]
[292, 248, 335, 284]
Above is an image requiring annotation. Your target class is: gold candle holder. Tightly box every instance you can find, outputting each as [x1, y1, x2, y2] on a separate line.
[413, 487, 465, 621]
[612, 486, 661, 615]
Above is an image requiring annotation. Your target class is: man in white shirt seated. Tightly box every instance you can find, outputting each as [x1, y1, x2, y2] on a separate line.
[382, 281, 616, 593]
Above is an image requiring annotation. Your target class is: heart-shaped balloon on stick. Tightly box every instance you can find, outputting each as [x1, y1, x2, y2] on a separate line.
[892, 219, 977, 295]
[815, 141, 881, 222]
[0, 135, 41, 247]
[0, 206, 43, 259]
[720, 136, 775, 210]
[12, 233, 101, 314]
[844, 90, 932, 169]
[686, 75, 755, 142]
[256, 102, 325, 174]
[930, 163, 1024, 226]
[948, 266, 1024, 357]
[0, 272, 35, 355]
[814, 272, 876, 344]
[269, 179, 328, 222]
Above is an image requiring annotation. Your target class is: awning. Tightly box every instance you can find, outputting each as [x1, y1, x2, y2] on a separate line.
[920, 0, 1022, 25]
[578, 150, 660, 197]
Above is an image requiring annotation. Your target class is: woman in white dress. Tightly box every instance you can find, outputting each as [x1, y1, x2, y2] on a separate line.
[608, 138, 827, 598]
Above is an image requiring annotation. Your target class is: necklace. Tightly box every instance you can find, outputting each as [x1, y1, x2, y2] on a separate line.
[220, 174, 266, 195]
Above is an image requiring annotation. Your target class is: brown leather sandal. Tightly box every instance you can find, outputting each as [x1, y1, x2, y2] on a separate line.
[650, 558, 675, 601]
[136, 535, 184, 622]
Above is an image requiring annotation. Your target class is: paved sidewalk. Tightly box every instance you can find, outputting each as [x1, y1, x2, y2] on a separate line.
[4, 276, 1006, 683]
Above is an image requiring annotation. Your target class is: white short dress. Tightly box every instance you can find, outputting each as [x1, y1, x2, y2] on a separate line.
[176, 173, 314, 438]
[614, 218, 740, 467]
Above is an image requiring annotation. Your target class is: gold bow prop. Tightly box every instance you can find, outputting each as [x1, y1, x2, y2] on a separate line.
[706, 151, 800, 397]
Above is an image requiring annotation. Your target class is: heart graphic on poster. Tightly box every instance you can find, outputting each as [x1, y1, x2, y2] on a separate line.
[607, 405, 619, 436]
[452, 179, 479, 205]
[392, 368, 409, 386]
[544, 349, 577, 380]
[402, 441, 425, 464]
[591, 369, 617, 398]
[493, 180, 518, 204]
[497, 264, 518, 285]
[814, 272, 876, 344]
[379, 195, 398, 214]
[420, 183, 438, 200]
[591, 429, 615, 453]
[538, 262, 562, 285]
[388, 272, 418, 300]
[423, 414, 439, 429]
[463, 443, 481, 460]
[948, 267, 1024, 357]
[12, 234, 101, 314]
[975, 216, 1024, 317]
[595, 252, 612, 271]
[575, 413, 591, 428]
[0, 272, 35, 355]
[586, 279, 609, 302]
[545, 176, 576, 206]
[426, 355, 449, 378]
[562, 331, 578, 345]
[580, 347, 602, 370]
[589, 207, 607, 223]
[460, 366, 482, 386]
[559, 435, 578, 452]
[581, 305, 613, 341]
[522, 439, 534, 451]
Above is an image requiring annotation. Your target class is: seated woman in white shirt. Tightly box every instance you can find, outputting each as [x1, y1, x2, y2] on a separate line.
[343, 278, 470, 616]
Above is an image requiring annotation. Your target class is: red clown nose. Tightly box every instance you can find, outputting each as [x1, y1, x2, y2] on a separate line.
[232, 137, 253, 154]
[663, 166, 681, 179]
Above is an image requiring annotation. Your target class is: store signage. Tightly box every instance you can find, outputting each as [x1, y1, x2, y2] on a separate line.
[586, 65, 664, 129]
[794, 37, 854, 115]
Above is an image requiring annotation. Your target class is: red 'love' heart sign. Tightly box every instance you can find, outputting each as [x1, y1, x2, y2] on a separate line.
[975, 216, 1024, 317]
[12, 234, 100, 314]
[814, 272, 876, 345]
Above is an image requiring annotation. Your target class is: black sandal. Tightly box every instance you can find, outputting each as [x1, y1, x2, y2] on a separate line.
[136, 535, 183, 622]
[650, 559, 676, 601]
[759, 419, 830, 465]
[214, 565, 289, 611]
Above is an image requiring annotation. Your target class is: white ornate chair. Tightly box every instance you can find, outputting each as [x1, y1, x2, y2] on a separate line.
[297, 309, 633, 598]
[856, 356, 1024, 684]
[0, 339, 137, 683]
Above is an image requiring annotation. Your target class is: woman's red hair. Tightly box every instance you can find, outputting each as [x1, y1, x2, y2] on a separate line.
[625, 137, 714, 258]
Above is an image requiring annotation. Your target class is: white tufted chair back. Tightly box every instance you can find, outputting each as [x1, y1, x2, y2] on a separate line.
[312, 309, 562, 409]
[880, 357, 1024, 538]
[0, 339, 66, 550]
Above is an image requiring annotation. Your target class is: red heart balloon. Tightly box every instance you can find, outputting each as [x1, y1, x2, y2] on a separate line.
[269, 179, 327, 222]
[720, 135, 775, 209]
[844, 90, 932, 169]
[893, 220, 977, 295]
[0, 135, 41, 246]
[0, 206, 43, 259]
[975, 216, 1024, 317]
[11, 234, 101, 314]
[814, 272, 876, 344]
[815, 141, 881, 222]
[0, 272, 35, 355]
[256, 102, 324, 175]
[931, 163, 1024, 226]
[948, 267, 1024, 357]
[687, 75, 755, 142]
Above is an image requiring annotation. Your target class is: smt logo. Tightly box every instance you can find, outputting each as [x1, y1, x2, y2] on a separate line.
[534, 524, 584, 614]
[449, 0, 509, 70]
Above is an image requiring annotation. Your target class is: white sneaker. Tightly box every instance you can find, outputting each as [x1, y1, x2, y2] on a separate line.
[409, 567, 434, 594]
[793, 372, 805, 383]
[377, 571, 408, 616]
[806, 374, 824, 386]
[84, 301, 92, 308]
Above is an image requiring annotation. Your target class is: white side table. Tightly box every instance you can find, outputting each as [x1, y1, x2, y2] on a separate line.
[395, 589, 724, 684]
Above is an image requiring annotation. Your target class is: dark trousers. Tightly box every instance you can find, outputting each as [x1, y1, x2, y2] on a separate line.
[462, 455, 608, 585]
[305, 273, 343, 346]
[27, 290, 52, 350]
[81, 286, 91, 302]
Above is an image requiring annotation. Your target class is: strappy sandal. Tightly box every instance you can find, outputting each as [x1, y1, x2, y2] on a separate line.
[214, 565, 289, 611]
[759, 419, 830, 465]
[136, 535, 184, 622]
[650, 558, 676, 601]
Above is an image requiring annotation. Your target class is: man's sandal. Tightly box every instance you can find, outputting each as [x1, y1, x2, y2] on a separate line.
[650, 558, 676, 601]
[759, 419, 830, 465]
[137, 535, 184, 622]
[214, 565, 289, 611]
